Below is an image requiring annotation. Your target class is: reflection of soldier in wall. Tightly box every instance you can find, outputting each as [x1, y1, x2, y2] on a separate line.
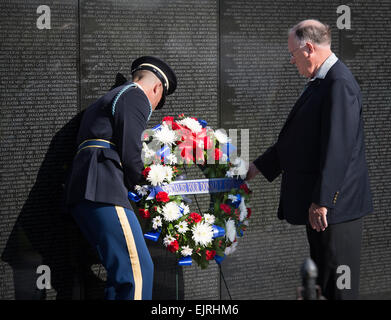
[1, 111, 107, 299]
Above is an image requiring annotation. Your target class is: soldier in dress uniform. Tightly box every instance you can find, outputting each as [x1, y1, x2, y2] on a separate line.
[65, 56, 177, 300]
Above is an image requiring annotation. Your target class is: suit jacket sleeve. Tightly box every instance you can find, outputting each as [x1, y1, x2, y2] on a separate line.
[113, 89, 150, 189]
[312, 79, 361, 208]
[253, 144, 282, 182]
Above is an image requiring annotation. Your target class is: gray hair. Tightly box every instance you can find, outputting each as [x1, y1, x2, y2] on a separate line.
[289, 20, 331, 47]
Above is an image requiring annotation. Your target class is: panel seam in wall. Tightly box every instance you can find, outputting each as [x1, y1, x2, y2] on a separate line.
[77, 0, 82, 113]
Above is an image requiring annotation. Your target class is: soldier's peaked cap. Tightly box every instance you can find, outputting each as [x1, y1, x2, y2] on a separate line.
[131, 56, 177, 109]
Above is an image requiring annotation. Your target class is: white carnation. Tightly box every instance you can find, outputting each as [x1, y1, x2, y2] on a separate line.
[225, 219, 236, 243]
[152, 216, 162, 230]
[228, 194, 238, 203]
[213, 129, 229, 144]
[147, 164, 167, 186]
[225, 169, 234, 178]
[162, 202, 181, 222]
[192, 222, 214, 247]
[142, 142, 156, 160]
[232, 158, 242, 166]
[232, 157, 249, 179]
[163, 234, 175, 247]
[178, 117, 203, 133]
[153, 124, 177, 147]
[227, 157, 249, 179]
[239, 198, 247, 222]
[180, 203, 190, 215]
[166, 153, 177, 165]
[181, 245, 193, 257]
[224, 241, 238, 256]
[134, 185, 148, 196]
[164, 165, 173, 182]
[203, 213, 215, 225]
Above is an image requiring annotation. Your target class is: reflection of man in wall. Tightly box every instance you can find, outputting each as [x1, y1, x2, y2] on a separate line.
[65, 56, 177, 300]
[246, 20, 373, 299]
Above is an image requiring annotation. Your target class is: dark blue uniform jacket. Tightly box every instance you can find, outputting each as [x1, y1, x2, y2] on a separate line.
[65, 82, 150, 209]
[254, 60, 373, 225]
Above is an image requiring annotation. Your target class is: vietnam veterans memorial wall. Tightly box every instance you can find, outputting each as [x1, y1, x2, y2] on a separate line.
[0, 0, 390, 299]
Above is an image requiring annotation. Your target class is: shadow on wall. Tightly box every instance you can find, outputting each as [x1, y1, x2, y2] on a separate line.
[1, 111, 103, 299]
[139, 218, 185, 300]
[1, 110, 183, 300]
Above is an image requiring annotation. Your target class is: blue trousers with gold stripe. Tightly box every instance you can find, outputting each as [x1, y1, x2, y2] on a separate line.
[71, 200, 154, 300]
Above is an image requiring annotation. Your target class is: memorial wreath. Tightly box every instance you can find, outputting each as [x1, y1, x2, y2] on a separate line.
[129, 114, 252, 269]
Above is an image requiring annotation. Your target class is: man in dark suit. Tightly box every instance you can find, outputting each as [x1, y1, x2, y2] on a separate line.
[246, 20, 373, 299]
[65, 56, 177, 300]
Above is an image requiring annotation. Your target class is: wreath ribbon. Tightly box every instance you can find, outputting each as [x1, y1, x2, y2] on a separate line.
[144, 178, 243, 200]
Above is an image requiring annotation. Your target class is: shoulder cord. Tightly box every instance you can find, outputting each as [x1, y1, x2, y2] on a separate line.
[112, 82, 153, 121]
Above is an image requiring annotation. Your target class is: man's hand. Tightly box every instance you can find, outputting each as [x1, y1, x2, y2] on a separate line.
[309, 203, 328, 232]
[246, 162, 260, 181]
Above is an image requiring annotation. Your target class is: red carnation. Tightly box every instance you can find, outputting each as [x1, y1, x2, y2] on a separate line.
[138, 208, 150, 219]
[220, 203, 231, 214]
[214, 148, 223, 160]
[247, 208, 252, 218]
[205, 249, 216, 261]
[142, 167, 151, 178]
[156, 191, 170, 203]
[167, 240, 179, 253]
[240, 183, 251, 194]
[162, 116, 174, 124]
[189, 212, 202, 223]
[172, 122, 182, 130]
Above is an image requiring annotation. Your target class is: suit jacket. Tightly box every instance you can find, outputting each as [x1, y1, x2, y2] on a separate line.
[65, 82, 150, 209]
[254, 60, 373, 225]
